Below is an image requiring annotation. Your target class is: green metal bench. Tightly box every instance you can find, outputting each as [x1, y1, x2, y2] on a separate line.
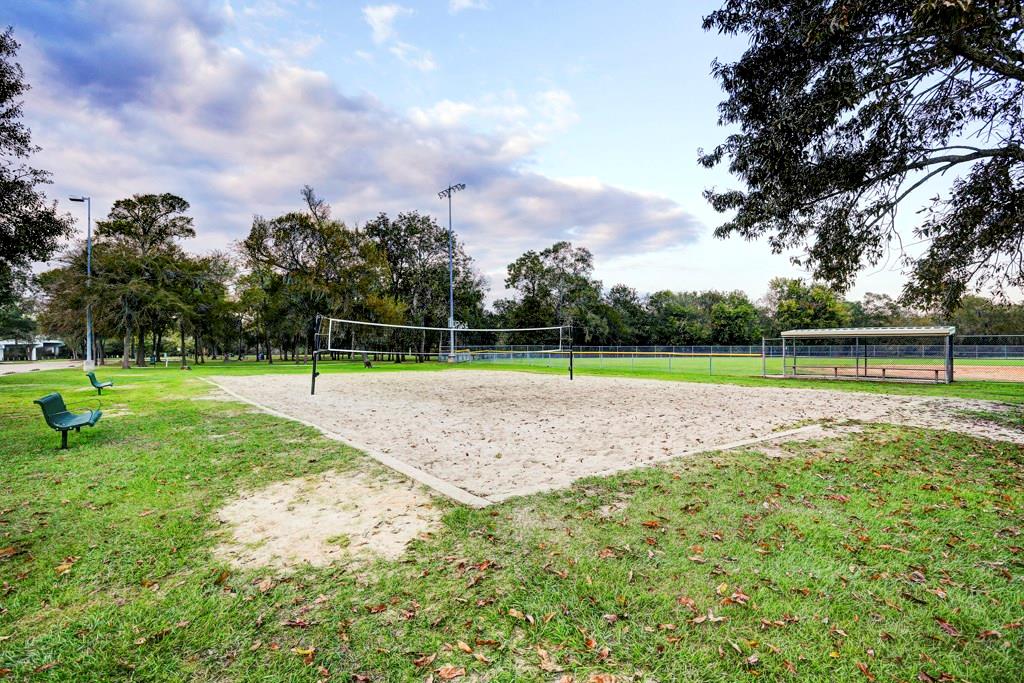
[86, 371, 113, 395]
[34, 393, 102, 449]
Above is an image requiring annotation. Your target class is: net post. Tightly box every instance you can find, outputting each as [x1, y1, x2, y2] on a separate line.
[311, 313, 321, 395]
[761, 337, 766, 377]
[568, 325, 574, 380]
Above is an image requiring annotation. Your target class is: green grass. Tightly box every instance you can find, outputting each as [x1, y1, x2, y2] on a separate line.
[1, 364, 1022, 681]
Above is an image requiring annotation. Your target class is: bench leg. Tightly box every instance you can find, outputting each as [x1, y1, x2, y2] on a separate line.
[60, 430, 68, 449]
[97, 387, 102, 395]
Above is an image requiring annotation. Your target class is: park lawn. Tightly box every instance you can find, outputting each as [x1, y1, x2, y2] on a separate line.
[0, 364, 1021, 681]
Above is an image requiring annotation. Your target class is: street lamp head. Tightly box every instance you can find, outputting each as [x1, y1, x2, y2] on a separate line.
[69, 196, 88, 203]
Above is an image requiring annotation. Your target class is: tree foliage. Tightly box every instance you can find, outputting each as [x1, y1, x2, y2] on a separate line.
[701, 1, 1024, 310]
[0, 27, 73, 306]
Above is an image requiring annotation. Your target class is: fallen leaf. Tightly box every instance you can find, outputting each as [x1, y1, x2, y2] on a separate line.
[856, 661, 875, 681]
[436, 665, 465, 680]
[537, 646, 562, 672]
[412, 653, 436, 667]
[935, 618, 960, 637]
[456, 641, 473, 654]
[54, 556, 79, 576]
[0, 547, 17, 559]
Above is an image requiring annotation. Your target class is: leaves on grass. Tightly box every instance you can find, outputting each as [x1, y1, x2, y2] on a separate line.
[692, 610, 726, 625]
[54, 556, 79, 576]
[935, 618, 960, 637]
[536, 645, 563, 672]
[436, 664, 465, 679]
[412, 653, 436, 667]
[856, 661, 876, 681]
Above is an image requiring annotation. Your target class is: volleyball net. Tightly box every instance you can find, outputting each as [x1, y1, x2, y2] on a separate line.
[311, 315, 573, 393]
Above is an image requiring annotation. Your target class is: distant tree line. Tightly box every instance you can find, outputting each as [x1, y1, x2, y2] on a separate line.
[9, 186, 1021, 365]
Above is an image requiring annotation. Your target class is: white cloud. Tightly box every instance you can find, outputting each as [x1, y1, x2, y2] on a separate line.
[16, 1, 703, 291]
[409, 89, 578, 159]
[449, 0, 488, 12]
[362, 4, 411, 44]
[361, 4, 436, 72]
[389, 41, 437, 72]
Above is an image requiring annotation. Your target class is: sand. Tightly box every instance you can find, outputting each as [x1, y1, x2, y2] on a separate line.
[214, 469, 440, 571]
[210, 370, 1023, 504]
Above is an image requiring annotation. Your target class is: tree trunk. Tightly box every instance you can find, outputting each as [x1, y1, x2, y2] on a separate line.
[135, 329, 147, 366]
[180, 320, 189, 369]
[121, 330, 131, 369]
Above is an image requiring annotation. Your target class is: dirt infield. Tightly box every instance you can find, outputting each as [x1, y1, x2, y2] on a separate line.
[209, 370, 1023, 505]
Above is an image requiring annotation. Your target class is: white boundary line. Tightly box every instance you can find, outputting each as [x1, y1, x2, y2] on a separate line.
[199, 377, 493, 508]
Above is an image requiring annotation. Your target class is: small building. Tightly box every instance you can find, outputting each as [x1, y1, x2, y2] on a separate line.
[0, 338, 66, 361]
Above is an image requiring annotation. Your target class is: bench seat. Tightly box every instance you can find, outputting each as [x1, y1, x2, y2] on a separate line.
[86, 371, 113, 395]
[34, 393, 102, 449]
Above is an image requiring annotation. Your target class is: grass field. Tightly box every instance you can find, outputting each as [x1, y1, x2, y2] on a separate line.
[1, 362, 1023, 681]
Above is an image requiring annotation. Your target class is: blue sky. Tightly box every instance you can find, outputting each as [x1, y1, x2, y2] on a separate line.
[9, 0, 918, 302]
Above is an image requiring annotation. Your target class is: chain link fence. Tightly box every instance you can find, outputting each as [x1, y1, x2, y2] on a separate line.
[466, 337, 1024, 382]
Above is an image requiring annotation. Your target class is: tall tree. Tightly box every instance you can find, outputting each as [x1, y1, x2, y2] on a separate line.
[605, 284, 649, 345]
[763, 278, 852, 333]
[0, 27, 73, 306]
[701, 2, 1024, 310]
[94, 193, 195, 367]
[499, 242, 604, 342]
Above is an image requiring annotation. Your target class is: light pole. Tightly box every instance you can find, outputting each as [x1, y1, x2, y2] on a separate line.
[437, 183, 465, 361]
[69, 196, 93, 371]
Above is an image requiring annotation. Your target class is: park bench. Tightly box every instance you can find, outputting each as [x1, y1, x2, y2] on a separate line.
[792, 364, 943, 381]
[86, 371, 113, 395]
[34, 393, 102, 449]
